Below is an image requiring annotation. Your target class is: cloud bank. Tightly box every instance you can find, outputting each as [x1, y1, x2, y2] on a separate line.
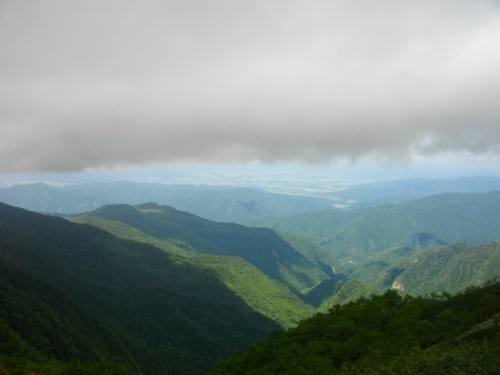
[1, 0, 499, 172]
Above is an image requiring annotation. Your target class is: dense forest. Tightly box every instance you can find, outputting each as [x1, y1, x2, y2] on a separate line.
[0, 187, 499, 374]
[211, 281, 500, 374]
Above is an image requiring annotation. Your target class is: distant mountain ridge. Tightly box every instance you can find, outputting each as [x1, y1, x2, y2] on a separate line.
[0, 181, 333, 221]
[0, 176, 498, 223]
[332, 176, 500, 209]
[262, 191, 500, 268]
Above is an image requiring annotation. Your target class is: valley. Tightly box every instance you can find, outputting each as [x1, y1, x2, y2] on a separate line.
[0, 178, 499, 374]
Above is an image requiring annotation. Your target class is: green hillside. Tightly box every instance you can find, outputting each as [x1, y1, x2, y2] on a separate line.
[318, 280, 379, 312]
[193, 255, 314, 328]
[375, 242, 500, 296]
[71, 215, 196, 258]
[210, 281, 500, 374]
[71, 215, 316, 327]
[81, 202, 329, 292]
[0, 202, 280, 373]
[263, 192, 500, 267]
[0, 258, 199, 375]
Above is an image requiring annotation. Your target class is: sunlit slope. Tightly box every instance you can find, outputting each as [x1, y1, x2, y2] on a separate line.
[72, 215, 316, 328]
[82, 202, 329, 291]
[193, 255, 314, 328]
[0, 202, 279, 373]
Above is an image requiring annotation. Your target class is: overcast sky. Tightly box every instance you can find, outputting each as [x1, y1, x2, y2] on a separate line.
[1, 0, 499, 176]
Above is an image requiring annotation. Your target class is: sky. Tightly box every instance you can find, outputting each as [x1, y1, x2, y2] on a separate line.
[1, 0, 499, 184]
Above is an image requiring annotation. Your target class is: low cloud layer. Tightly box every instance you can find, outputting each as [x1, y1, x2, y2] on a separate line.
[1, 1, 499, 172]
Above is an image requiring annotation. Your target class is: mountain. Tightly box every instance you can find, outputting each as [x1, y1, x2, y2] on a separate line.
[332, 176, 500, 209]
[0, 202, 281, 373]
[70, 215, 316, 328]
[374, 242, 500, 296]
[0, 181, 333, 222]
[78, 202, 330, 292]
[210, 281, 500, 374]
[2, 177, 497, 223]
[302, 278, 377, 309]
[0, 258, 199, 375]
[262, 192, 500, 268]
[193, 255, 314, 328]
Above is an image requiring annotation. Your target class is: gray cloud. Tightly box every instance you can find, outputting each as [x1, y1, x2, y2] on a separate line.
[1, 0, 499, 172]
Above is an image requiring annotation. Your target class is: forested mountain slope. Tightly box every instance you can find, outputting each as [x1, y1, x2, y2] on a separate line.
[0, 202, 280, 373]
[374, 242, 500, 295]
[79, 202, 329, 292]
[211, 281, 500, 374]
[71, 214, 315, 327]
[0, 259, 199, 375]
[262, 192, 500, 267]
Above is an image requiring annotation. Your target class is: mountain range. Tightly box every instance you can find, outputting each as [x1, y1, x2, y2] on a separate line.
[0, 176, 498, 222]
[0, 184, 499, 374]
[260, 191, 500, 270]
[0, 202, 282, 373]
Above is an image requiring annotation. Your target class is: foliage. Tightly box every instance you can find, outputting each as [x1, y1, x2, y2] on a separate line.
[318, 280, 379, 312]
[0, 202, 280, 374]
[70, 216, 195, 258]
[73, 215, 317, 327]
[371, 242, 500, 295]
[82, 202, 329, 291]
[210, 281, 500, 374]
[194, 255, 314, 328]
[262, 192, 500, 266]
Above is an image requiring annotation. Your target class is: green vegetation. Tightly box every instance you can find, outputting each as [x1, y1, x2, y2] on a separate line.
[194, 255, 314, 328]
[81, 202, 329, 291]
[263, 192, 500, 267]
[302, 279, 377, 311]
[71, 215, 195, 257]
[72, 214, 318, 328]
[318, 280, 379, 312]
[0, 258, 200, 375]
[1, 188, 499, 374]
[210, 281, 500, 374]
[376, 242, 500, 295]
[0, 202, 280, 373]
